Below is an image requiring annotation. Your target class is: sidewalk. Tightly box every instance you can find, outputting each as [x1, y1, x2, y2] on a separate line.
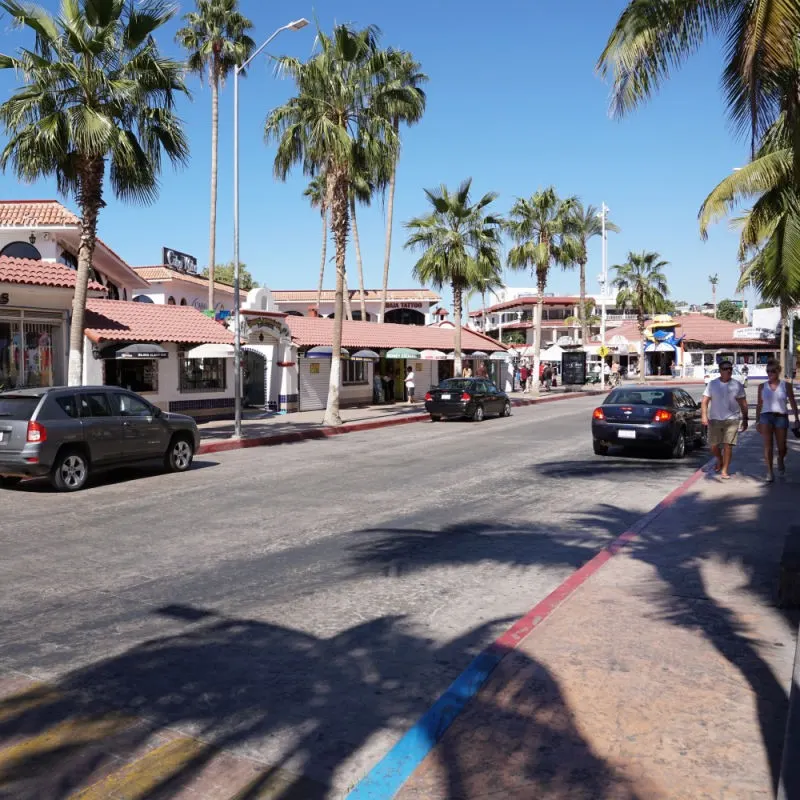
[391, 432, 799, 799]
[196, 387, 605, 455]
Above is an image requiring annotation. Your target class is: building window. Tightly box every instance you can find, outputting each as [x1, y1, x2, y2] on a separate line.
[105, 359, 159, 393]
[167, 296, 176, 305]
[1, 241, 41, 260]
[60, 250, 78, 270]
[179, 357, 226, 392]
[351, 310, 371, 321]
[180, 298, 187, 306]
[343, 360, 368, 385]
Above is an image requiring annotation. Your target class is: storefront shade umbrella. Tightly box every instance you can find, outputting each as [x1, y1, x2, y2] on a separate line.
[351, 349, 380, 361]
[542, 344, 564, 361]
[489, 351, 510, 361]
[385, 347, 420, 359]
[98, 342, 168, 360]
[466, 351, 489, 359]
[185, 343, 234, 359]
[419, 349, 448, 360]
[306, 346, 349, 358]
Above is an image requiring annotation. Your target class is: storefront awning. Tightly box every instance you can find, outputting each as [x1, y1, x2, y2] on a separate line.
[97, 342, 169, 360]
[185, 343, 234, 359]
[644, 342, 676, 353]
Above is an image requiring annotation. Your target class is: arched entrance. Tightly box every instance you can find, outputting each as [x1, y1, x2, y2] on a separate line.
[384, 308, 425, 326]
[243, 348, 267, 407]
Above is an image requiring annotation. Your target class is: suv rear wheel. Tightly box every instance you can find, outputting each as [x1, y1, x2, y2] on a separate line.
[165, 435, 194, 472]
[50, 449, 90, 492]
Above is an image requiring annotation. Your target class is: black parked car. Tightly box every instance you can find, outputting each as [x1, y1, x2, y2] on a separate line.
[425, 378, 511, 422]
[591, 386, 706, 458]
[0, 386, 200, 491]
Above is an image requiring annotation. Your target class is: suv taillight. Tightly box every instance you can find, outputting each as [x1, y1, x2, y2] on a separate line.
[26, 420, 47, 443]
[592, 408, 605, 420]
[461, 392, 472, 401]
[424, 392, 433, 401]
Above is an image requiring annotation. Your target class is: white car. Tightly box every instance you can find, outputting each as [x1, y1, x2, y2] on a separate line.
[704, 366, 749, 387]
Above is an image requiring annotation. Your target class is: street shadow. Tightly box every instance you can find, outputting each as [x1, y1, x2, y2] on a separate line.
[534, 449, 709, 478]
[350, 436, 799, 794]
[0, 608, 638, 799]
[9, 459, 220, 493]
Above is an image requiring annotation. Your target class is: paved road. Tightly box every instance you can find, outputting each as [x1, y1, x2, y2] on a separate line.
[0, 388, 717, 798]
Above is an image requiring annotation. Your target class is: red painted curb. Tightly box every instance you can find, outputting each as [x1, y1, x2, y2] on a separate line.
[197, 391, 605, 455]
[488, 459, 710, 654]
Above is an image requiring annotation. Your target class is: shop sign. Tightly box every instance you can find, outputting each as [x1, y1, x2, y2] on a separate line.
[733, 327, 773, 340]
[162, 247, 198, 274]
[0, 293, 8, 305]
[386, 302, 423, 309]
[309, 362, 320, 374]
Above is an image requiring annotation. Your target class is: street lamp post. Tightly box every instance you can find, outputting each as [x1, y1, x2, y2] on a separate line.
[598, 202, 609, 391]
[233, 17, 309, 438]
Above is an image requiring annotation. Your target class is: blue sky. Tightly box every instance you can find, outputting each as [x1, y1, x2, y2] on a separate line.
[0, 0, 753, 307]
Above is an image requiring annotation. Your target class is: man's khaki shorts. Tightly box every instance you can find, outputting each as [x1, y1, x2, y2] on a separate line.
[709, 418, 740, 446]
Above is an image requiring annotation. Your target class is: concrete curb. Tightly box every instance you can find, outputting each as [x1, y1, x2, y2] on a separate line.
[197, 390, 607, 456]
[346, 455, 714, 799]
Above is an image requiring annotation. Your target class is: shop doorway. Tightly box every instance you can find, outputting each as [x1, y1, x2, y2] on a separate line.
[243, 350, 266, 407]
[647, 349, 675, 377]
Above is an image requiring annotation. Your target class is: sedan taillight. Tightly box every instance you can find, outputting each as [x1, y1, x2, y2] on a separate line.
[461, 392, 472, 401]
[592, 408, 605, 420]
[424, 392, 433, 402]
[653, 409, 673, 423]
[26, 420, 47, 443]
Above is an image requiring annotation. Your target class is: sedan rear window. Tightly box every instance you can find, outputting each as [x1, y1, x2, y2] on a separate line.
[606, 389, 674, 406]
[438, 379, 474, 391]
[0, 396, 40, 420]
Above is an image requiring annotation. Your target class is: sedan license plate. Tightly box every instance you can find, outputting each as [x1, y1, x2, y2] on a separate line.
[440, 393, 451, 400]
[618, 429, 636, 440]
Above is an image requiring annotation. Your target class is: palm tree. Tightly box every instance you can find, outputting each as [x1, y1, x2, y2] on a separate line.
[0, 0, 188, 386]
[303, 172, 329, 312]
[506, 187, 575, 395]
[612, 252, 670, 381]
[177, 0, 254, 314]
[266, 24, 397, 425]
[561, 202, 619, 345]
[709, 273, 719, 317]
[597, 2, 800, 161]
[404, 179, 503, 375]
[379, 52, 427, 323]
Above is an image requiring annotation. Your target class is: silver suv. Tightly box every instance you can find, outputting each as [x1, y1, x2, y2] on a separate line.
[0, 386, 200, 491]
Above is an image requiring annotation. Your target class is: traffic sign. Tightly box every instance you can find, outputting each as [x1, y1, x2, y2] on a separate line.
[598, 345, 610, 358]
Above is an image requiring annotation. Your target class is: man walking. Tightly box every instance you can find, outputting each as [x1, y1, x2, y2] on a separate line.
[701, 359, 749, 479]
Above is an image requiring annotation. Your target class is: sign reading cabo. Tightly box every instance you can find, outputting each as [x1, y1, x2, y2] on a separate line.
[162, 247, 197, 274]
[733, 327, 773, 340]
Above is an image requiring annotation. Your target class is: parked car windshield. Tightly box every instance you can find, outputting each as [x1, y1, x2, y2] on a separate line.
[0, 396, 40, 419]
[606, 389, 674, 406]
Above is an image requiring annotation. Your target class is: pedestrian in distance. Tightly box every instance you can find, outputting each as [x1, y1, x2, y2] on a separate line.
[404, 365, 416, 405]
[462, 364, 473, 379]
[756, 359, 800, 482]
[701, 359, 749, 479]
[543, 365, 553, 392]
[520, 364, 529, 394]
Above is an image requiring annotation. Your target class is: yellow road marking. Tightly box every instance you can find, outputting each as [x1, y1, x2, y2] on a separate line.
[72, 736, 211, 799]
[0, 715, 133, 779]
[0, 683, 60, 724]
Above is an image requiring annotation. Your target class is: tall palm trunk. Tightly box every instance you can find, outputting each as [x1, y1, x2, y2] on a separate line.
[343, 274, 354, 320]
[712, 284, 717, 318]
[350, 196, 368, 320]
[379, 118, 400, 323]
[578, 257, 588, 345]
[324, 168, 349, 426]
[68, 158, 105, 387]
[481, 291, 487, 334]
[637, 305, 646, 381]
[316, 207, 327, 311]
[452, 281, 463, 376]
[532, 285, 544, 396]
[207, 72, 219, 314]
[780, 308, 788, 375]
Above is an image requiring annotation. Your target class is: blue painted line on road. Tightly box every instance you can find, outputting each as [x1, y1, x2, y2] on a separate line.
[345, 645, 506, 799]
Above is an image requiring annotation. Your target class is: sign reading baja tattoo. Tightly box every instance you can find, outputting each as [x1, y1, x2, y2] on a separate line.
[162, 247, 198, 274]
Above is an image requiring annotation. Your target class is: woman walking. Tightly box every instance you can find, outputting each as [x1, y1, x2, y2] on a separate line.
[756, 360, 800, 482]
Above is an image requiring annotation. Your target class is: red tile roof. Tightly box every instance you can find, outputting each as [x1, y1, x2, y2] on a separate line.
[284, 315, 506, 352]
[0, 200, 79, 227]
[472, 296, 580, 315]
[0, 256, 106, 292]
[273, 288, 440, 302]
[594, 314, 777, 347]
[134, 265, 236, 294]
[84, 299, 234, 345]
